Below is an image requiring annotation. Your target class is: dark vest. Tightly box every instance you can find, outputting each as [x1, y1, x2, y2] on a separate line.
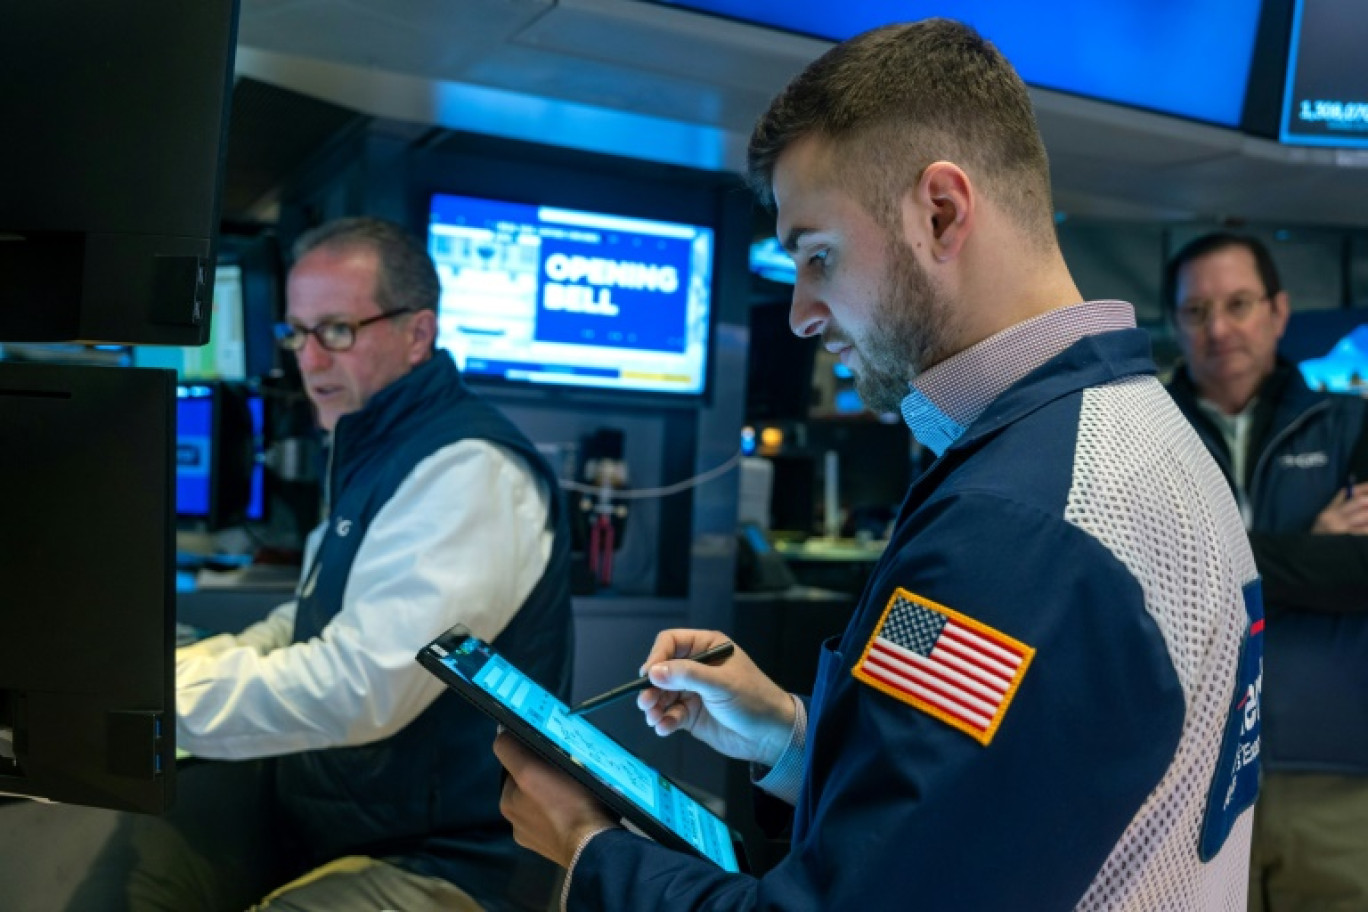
[276, 351, 573, 909]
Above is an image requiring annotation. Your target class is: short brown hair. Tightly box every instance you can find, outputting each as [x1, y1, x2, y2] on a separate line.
[747, 19, 1054, 243]
[1162, 232, 1283, 318]
[292, 216, 441, 315]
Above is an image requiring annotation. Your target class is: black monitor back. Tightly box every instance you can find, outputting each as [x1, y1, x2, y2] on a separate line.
[746, 300, 817, 422]
[0, 363, 176, 813]
[0, 1, 239, 346]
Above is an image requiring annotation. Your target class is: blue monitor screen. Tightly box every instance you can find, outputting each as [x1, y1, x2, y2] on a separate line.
[246, 394, 265, 522]
[427, 192, 714, 396]
[656, 1, 1260, 128]
[176, 387, 214, 518]
[1280, 0, 1368, 148]
[175, 385, 265, 523]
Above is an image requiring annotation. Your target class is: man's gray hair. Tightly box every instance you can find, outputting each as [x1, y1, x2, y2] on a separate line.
[291, 216, 441, 315]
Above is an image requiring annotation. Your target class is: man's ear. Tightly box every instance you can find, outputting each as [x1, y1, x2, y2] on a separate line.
[409, 309, 438, 362]
[900, 161, 974, 263]
[1270, 289, 1291, 340]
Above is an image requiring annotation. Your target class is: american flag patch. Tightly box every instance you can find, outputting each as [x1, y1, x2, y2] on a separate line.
[853, 588, 1035, 746]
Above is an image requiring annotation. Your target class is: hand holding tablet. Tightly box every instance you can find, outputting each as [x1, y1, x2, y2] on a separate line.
[417, 626, 748, 872]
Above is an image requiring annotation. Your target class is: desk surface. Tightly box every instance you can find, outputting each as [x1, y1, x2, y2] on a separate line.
[775, 538, 887, 562]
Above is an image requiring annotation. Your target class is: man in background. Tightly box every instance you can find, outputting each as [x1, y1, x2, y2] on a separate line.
[1165, 231, 1368, 911]
[494, 19, 1261, 910]
[3, 216, 575, 912]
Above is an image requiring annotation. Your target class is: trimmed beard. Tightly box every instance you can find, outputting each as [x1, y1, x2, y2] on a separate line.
[851, 239, 956, 414]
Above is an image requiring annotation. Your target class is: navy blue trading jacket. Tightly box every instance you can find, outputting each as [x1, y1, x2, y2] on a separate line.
[569, 328, 1260, 911]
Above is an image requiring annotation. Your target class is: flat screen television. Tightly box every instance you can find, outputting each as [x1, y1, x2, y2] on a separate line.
[426, 192, 714, 397]
[1279, 0, 1368, 148]
[654, 0, 1261, 128]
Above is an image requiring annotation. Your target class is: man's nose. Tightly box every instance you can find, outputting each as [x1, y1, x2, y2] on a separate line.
[295, 333, 332, 372]
[1206, 306, 1237, 339]
[789, 285, 828, 339]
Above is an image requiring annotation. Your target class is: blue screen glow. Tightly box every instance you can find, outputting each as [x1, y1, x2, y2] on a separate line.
[1280, 0, 1368, 148]
[428, 193, 714, 396]
[176, 387, 214, 518]
[175, 386, 265, 523]
[657, 1, 1260, 128]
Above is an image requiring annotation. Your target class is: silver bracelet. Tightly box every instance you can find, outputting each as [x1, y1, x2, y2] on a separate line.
[560, 826, 617, 912]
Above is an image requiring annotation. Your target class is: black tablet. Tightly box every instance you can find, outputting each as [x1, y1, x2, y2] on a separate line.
[417, 625, 748, 872]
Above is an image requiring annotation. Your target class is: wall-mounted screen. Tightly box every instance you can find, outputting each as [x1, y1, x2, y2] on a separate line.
[655, 0, 1260, 128]
[1280, 0, 1368, 148]
[427, 192, 714, 397]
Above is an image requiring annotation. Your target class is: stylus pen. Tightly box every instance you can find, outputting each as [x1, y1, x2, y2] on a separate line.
[567, 641, 736, 717]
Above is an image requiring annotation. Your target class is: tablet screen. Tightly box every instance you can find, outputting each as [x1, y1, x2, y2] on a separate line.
[434, 635, 741, 872]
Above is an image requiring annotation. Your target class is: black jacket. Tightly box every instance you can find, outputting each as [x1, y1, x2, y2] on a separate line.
[1169, 361, 1368, 773]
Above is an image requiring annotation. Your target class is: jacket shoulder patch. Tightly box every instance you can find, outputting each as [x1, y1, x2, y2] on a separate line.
[852, 587, 1035, 746]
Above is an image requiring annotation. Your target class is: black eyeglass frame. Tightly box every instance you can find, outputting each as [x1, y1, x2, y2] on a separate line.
[274, 307, 415, 352]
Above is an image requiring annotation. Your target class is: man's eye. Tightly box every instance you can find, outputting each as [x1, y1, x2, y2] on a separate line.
[808, 250, 829, 269]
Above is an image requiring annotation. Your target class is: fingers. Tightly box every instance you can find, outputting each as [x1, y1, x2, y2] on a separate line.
[641, 689, 699, 734]
[493, 729, 535, 779]
[647, 652, 741, 703]
[640, 629, 731, 674]
[1315, 489, 1368, 534]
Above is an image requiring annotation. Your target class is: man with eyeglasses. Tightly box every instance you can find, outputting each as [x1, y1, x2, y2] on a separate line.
[1165, 231, 1368, 911]
[160, 217, 574, 910]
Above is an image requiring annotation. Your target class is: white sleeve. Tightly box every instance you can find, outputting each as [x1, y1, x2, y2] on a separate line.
[175, 602, 297, 662]
[176, 439, 553, 759]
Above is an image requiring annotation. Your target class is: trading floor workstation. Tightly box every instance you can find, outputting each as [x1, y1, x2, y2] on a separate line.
[3, 0, 1368, 907]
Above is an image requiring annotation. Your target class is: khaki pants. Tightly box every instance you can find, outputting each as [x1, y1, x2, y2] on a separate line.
[254, 856, 484, 912]
[1250, 771, 1368, 912]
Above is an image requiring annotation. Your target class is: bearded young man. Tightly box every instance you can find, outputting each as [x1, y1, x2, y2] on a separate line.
[494, 19, 1262, 910]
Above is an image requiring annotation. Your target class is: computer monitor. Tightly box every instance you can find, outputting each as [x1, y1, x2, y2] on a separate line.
[0, 362, 176, 813]
[1280, 0, 1368, 148]
[426, 191, 715, 397]
[133, 264, 249, 380]
[176, 382, 264, 531]
[0, 1, 238, 346]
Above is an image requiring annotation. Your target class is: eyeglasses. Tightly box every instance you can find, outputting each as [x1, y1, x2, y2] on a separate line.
[274, 307, 414, 352]
[1174, 293, 1269, 330]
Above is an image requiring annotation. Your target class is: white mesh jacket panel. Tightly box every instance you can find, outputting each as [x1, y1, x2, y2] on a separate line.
[1065, 376, 1256, 912]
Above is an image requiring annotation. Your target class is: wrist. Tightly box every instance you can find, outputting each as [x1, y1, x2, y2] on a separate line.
[561, 819, 618, 869]
[756, 692, 800, 768]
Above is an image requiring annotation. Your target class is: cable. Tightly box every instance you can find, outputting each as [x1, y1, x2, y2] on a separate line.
[560, 447, 745, 500]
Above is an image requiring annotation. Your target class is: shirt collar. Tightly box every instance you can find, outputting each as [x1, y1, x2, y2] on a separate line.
[900, 300, 1137, 455]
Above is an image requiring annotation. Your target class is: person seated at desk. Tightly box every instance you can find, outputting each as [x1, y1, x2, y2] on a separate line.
[1, 217, 575, 912]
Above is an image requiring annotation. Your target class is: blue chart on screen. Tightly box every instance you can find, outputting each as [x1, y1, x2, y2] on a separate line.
[440, 643, 740, 871]
[427, 192, 713, 396]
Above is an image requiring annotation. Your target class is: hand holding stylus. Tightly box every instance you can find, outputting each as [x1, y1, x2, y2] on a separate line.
[568, 641, 736, 716]
[636, 629, 796, 768]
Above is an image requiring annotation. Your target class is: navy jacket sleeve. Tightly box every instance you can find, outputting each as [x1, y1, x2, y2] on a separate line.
[566, 492, 1186, 911]
[1249, 416, 1368, 614]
